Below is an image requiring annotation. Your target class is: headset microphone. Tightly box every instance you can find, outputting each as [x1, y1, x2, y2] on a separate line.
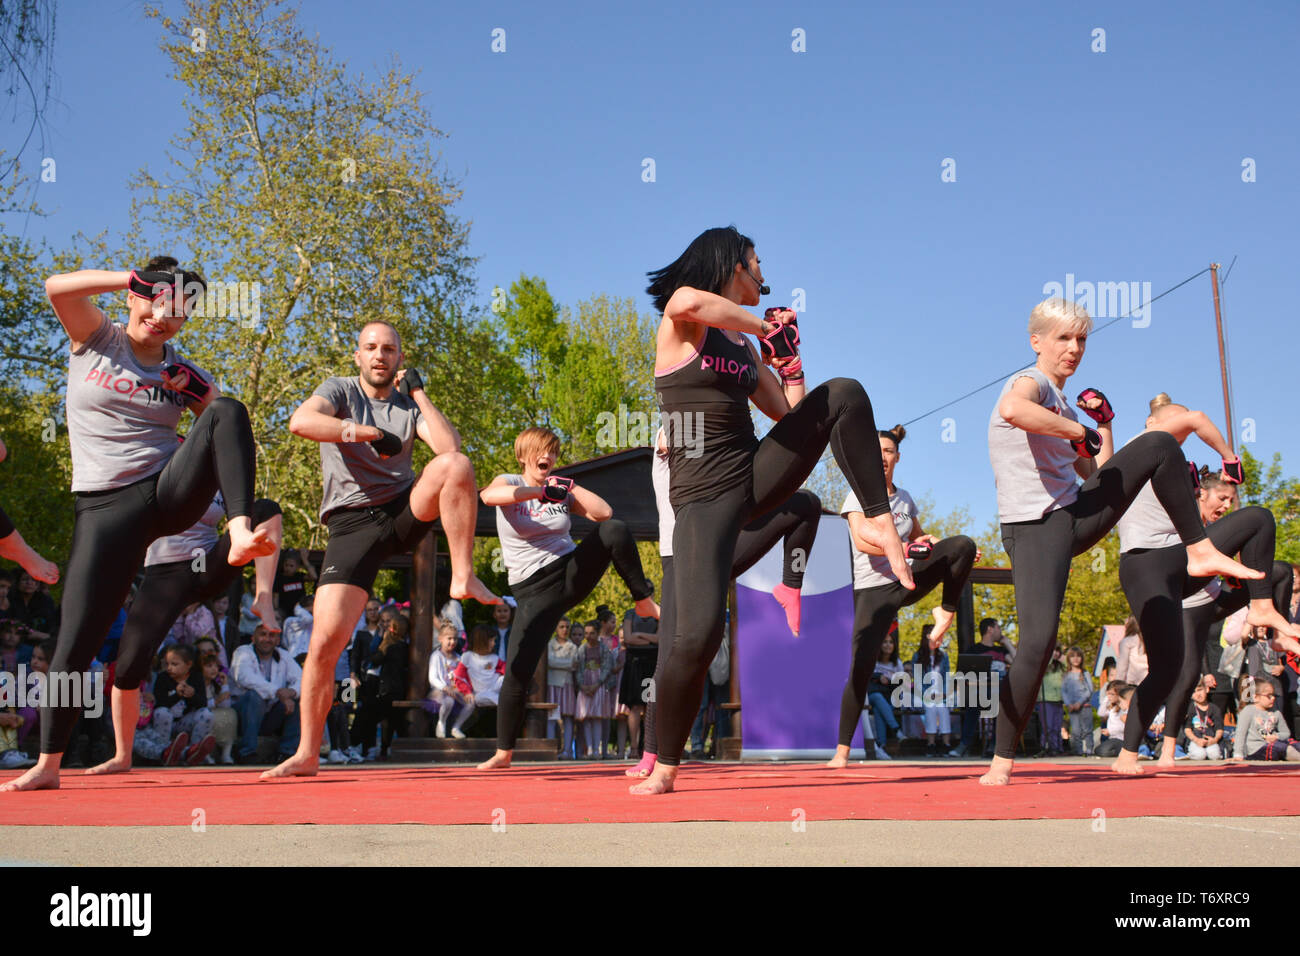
[744, 264, 770, 296]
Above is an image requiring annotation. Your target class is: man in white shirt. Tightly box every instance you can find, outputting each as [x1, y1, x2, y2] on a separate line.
[231, 623, 302, 763]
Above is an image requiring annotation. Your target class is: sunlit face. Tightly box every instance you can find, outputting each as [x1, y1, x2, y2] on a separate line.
[354, 324, 402, 389]
[438, 630, 458, 655]
[1031, 322, 1087, 383]
[1198, 485, 1236, 523]
[519, 443, 559, 483]
[878, 436, 899, 486]
[127, 276, 191, 347]
[253, 626, 277, 655]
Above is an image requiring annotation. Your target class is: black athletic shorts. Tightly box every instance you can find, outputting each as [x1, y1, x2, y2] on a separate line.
[317, 484, 434, 591]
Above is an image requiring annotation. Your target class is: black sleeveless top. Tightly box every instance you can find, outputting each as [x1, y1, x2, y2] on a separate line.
[655, 325, 760, 507]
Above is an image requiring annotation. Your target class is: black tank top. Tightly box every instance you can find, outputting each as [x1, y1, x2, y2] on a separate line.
[655, 325, 760, 507]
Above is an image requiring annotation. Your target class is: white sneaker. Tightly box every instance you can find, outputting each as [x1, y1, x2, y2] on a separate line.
[365, 746, 381, 762]
[327, 749, 348, 764]
[436, 721, 447, 738]
[0, 749, 34, 769]
[346, 750, 364, 764]
[450, 728, 466, 739]
[873, 744, 892, 761]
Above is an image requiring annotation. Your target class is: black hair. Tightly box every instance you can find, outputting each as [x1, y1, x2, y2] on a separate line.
[646, 226, 756, 314]
[879, 424, 906, 446]
[165, 644, 196, 667]
[143, 254, 207, 294]
[978, 617, 998, 637]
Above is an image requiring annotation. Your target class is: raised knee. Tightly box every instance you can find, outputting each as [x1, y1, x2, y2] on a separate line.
[210, 395, 249, 423]
[252, 498, 282, 524]
[826, 376, 868, 406]
[600, 518, 630, 541]
[792, 489, 822, 516]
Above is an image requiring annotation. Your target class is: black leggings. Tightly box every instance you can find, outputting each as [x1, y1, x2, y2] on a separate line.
[658, 378, 890, 767]
[837, 536, 977, 747]
[114, 498, 282, 691]
[43, 397, 257, 754]
[498, 519, 654, 751]
[645, 489, 822, 757]
[996, 430, 1205, 759]
[1163, 557, 1292, 738]
[0, 504, 14, 539]
[1121, 505, 1281, 752]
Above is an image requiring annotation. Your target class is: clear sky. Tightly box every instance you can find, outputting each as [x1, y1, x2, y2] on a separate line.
[12, 0, 1299, 531]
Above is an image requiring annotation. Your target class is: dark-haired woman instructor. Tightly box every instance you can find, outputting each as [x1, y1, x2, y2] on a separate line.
[1, 262, 274, 792]
[631, 226, 913, 796]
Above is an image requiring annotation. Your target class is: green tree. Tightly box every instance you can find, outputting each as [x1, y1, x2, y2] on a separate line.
[1239, 447, 1300, 563]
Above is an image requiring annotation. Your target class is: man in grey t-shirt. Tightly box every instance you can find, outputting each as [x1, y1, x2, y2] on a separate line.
[263, 321, 499, 780]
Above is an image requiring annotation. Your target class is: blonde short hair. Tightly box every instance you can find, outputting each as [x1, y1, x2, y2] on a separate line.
[514, 427, 561, 466]
[1029, 297, 1093, 337]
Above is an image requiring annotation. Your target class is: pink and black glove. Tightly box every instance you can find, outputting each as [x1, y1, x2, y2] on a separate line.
[760, 309, 800, 361]
[1075, 387, 1114, 425]
[1221, 456, 1245, 484]
[906, 541, 933, 561]
[163, 360, 211, 404]
[543, 475, 573, 503]
[1071, 426, 1102, 459]
[370, 429, 402, 459]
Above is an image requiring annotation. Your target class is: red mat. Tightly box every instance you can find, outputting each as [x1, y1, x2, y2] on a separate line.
[1, 762, 1296, 826]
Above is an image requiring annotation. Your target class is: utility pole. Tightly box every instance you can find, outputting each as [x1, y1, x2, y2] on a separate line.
[1210, 263, 1234, 455]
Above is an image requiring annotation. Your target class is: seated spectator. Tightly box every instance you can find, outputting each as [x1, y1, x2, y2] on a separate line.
[457, 624, 505, 707]
[193, 635, 229, 673]
[913, 624, 952, 756]
[199, 651, 237, 765]
[1233, 681, 1299, 761]
[9, 570, 59, 643]
[1095, 681, 1135, 757]
[867, 629, 903, 761]
[281, 592, 314, 665]
[427, 623, 474, 739]
[230, 623, 302, 764]
[546, 618, 578, 757]
[0, 620, 22, 672]
[134, 645, 216, 766]
[351, 613, 411, 761]
[1184, 679, 1224, 760]
[1062, 646, 1093, 756]
[1139, 705, 1169, 759]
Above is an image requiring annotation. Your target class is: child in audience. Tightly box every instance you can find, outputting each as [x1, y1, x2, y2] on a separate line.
[547, 618, 579, 758]
[428, 624, 474, 738]
[1184, 679, 1225, 760]
[1233, 682, 1299, 761]
[456, 625, 505, 707]
[134, 645, 216, 765]
[1062, 646, 1093, 756]
[199, 651, 237, 764]
[1095, 681, 1134, 757]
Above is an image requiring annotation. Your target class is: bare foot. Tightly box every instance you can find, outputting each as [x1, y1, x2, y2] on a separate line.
[1185, 541, 1264, 584]
[0, 765, 60, 792]
[1111, 749, 1144, 775]
[229, 526, 275, 566]
[863, 512, 915, 589]
[979, 755, 1014, 785]
[477, 750, 512, 770]
[930, 605, 955, 642]
[626, 753, 656, 777]
[629, 765, 677, 795]
[260, 753, 319, 779]
[772, 583, 802, 636]
[1245, 601, 1300, 642]
[451, 573, 501, 606]
[825, 745, 851, 769]
[85, 755, 132, 776]
[634, 596, 660, 620]
[24, 555, 59, 585]
[1154, 740, 1178, 770]
[250, 590, 279, 633]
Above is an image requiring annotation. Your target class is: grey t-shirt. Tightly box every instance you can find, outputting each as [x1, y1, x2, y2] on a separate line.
[987, 367, 1081, 523]
[1183, 575, 1222, 610]
[145, 492, 224, 566]
[495, 474, 576, 585]
[66, 318, 205, 492]
[652, 444, 674, 557]
[1116, 476, 1180, 553]
[313, 376, 423, 519]
[842, 487, 917, 589]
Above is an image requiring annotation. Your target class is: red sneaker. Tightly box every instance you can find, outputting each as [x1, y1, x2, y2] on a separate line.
[185, 734, 217, 766]
[162, 732, 190, 766]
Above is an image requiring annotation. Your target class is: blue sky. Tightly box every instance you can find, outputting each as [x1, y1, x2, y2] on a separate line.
[12, 0, 1299, 532]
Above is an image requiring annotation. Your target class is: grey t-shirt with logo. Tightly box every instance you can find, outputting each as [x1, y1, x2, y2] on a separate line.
[145, 492, 224, 567]
[313, 376, 422, 519]
[495, 474, 576, 585]
[988, 367, 1081, 523]
[842, 487, 918, 589]
[66, 318, 205, 492]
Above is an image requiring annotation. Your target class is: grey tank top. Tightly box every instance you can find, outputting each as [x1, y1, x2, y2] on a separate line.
[987, 367, 1081, 523]
[1116, 474, 1180, 553]
[652, 443, 674, 557]
[66, 318, 205, 492]
[145, 493, 224, 566]
[842, 487, 917, 589]
[313, 377, 423, 519]
[495, 474, 576, 585]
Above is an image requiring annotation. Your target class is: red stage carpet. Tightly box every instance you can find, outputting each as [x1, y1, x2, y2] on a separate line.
[1, 762, 1296, 827]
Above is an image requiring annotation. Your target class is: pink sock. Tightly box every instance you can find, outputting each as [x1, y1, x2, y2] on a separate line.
[772, 583, 802, 636]
[626, 752, 656, 777]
